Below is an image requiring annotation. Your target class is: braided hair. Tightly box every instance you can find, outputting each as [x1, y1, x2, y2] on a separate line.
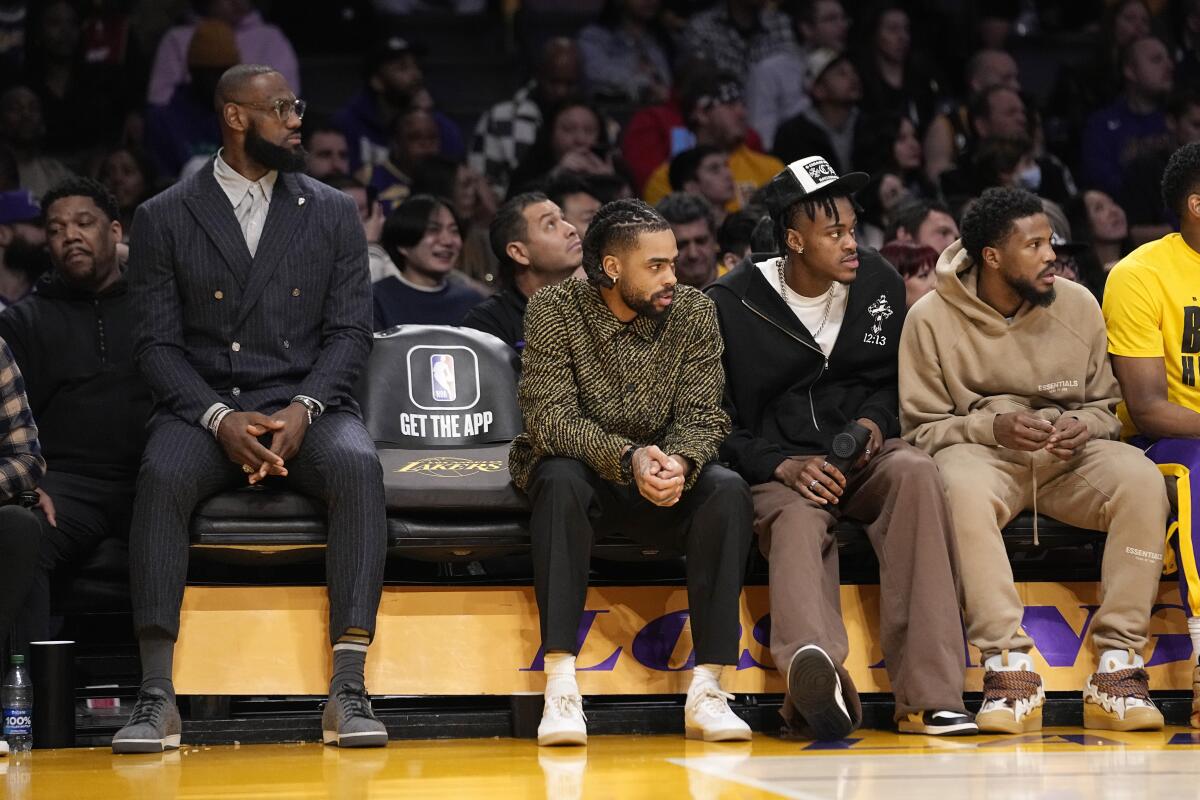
[581, 198, 671, 288]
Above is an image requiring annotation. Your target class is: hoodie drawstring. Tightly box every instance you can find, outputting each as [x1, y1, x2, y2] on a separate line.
[1030, 459, 1039, 547]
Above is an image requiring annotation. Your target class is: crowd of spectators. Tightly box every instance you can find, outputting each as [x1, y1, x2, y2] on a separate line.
[2, 0, 1197, 325]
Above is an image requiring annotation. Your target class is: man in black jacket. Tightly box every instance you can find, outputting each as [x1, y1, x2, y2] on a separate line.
[0, 177, 152, 649]
[708, 156, 972, 739]
[461, 191, 581, 352]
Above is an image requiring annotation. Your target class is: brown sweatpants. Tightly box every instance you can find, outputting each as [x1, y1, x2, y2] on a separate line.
[935, 439, 1168, 659]
[754, 439, 967, 729]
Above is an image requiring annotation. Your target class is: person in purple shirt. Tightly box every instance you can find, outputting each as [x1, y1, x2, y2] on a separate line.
[144, 19, 235, 178]
[333, 35, 464, 177]
[146, 0, 300, 106]
[1082, 35, 1174, 198]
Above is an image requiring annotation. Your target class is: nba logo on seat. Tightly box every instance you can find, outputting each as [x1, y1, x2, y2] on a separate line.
[406, 345, 481, 411]
[431, 354, 456, 402]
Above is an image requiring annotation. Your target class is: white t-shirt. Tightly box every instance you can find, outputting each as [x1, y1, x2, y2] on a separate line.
[756, 257, 848, 357]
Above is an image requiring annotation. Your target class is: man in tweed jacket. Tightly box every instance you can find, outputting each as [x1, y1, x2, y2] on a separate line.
[114, 65, 387, 753]
[513, 198, 753, 747]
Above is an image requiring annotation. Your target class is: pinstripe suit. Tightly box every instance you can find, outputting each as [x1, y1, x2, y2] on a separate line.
[126, 160, 386, 643]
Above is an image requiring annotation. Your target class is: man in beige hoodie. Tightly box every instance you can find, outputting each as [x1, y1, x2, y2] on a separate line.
[900, 187, 1168, 734]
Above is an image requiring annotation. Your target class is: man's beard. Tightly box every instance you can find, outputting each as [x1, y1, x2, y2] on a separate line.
[245, 122, 307, 173]
[621, 282, 674, 321]
[1006, 270, 1056, 308]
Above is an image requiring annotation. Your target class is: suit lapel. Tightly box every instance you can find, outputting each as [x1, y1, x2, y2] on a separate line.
[183, 163, 252, 288]
[235, 172, 307, 330]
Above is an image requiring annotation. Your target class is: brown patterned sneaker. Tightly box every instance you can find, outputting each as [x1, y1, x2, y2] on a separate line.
[976, 655, 1044, 734]
[1083, 666, 1163, 732]
[1192, 660, 1200, 729]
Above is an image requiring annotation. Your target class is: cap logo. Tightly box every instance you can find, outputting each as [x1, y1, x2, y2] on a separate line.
[785, 156, 841, 195]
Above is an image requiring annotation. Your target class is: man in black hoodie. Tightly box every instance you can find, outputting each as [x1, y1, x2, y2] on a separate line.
[0, 177, 152, 646]
[708, 156, 972, 739]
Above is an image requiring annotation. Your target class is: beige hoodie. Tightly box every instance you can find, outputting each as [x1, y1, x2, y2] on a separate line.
[900, 239, 1122, 460]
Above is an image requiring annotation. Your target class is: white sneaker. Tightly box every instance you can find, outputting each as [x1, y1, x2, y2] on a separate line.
[538, 693, 587, 746]
[684, 686, 752, 742]
[0, 739, 8, 755]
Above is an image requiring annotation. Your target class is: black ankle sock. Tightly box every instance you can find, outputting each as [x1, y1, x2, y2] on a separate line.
[138, 632, 176, 700]
[331, 628, 370, 692]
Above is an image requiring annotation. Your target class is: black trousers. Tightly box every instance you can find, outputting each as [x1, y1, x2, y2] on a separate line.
[526, 457, 753, 665]
[24, 471, 137, 645]
[129, 412, 387, 644]
[0, 504, 42, 658]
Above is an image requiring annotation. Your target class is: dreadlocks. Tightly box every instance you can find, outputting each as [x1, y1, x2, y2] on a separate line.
[775, 191, 854, 253]
[581, 198, 671, 288]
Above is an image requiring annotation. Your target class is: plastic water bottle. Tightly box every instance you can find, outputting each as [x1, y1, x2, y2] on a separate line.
[2, 654, 32, 752]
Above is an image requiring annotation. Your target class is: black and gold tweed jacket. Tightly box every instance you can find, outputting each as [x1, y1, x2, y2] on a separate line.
[509, 279, 730, 491]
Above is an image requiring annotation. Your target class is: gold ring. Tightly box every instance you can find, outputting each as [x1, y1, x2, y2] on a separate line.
[242, 464, 254, 474]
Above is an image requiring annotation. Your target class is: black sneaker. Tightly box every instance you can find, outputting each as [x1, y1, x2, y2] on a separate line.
[787, 645, 854, 740]
[112, 687, 182, 753]
[898, 709, 979, 736]
[322, 682, 388, 747]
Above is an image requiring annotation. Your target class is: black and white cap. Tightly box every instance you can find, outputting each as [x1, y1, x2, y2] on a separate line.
[763, 156, 870, 219]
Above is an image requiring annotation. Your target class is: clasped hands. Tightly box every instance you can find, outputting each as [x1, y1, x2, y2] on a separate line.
[992, 411, 1089, 460]
[629, 444, 690, 507]
[216, 403, 311, 484]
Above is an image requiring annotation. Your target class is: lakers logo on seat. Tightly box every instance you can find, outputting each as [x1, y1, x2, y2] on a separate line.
[394, 457, 506, 477]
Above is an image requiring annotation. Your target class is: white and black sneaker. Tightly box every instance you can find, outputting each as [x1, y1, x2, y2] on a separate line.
[898, 709, 978, 736]
[787, 645, 854, 740]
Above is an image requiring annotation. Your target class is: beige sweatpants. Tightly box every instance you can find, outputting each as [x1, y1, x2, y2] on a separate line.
[935, 439, 1168, 659]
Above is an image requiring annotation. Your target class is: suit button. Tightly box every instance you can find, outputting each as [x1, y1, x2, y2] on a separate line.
[292, 288, 300, 297]
[231, 387, 241, 397]
[231, 342, 241, 352]
[214, 290, 224, 300]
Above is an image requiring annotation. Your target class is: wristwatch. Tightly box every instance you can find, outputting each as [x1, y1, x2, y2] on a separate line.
[293, 396, 322, 425]
[620, 445, 640, 483]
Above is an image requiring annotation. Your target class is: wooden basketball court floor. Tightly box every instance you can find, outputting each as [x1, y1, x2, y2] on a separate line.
[7, 727, 1200, 799]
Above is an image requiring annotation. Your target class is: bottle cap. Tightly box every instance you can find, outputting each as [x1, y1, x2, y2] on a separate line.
[10, 654, 23, 665]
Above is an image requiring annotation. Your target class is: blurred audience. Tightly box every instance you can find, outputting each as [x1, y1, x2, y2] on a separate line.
[146, 0, 299, 106]
[668, 145, 736, 225]
[656, 191, 720, 287]
[680, 0, 796, 77]
[879, 240, 937, 308]
[470, 37, 581, 199]
[1081, 35, 1174, 198]
[144, 19, 236, 178]
[332, 35, 463, 176]
[884, 197, 959, 255]
[366, 107, 442, 215]
[373, 194, 485, 328]
[303, 122, 351, 180]
[578, 0, 671, 105]
[0, 189, 47, 308]
[642, 69, 782, 208]
[773, 49, 862, 172]
[508, 98, 616, 197]
[0, 85, 74, 199]
[93, 146, 158, 237]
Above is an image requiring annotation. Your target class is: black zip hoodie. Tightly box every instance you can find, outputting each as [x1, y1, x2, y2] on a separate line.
[706, 248, 906, 485]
